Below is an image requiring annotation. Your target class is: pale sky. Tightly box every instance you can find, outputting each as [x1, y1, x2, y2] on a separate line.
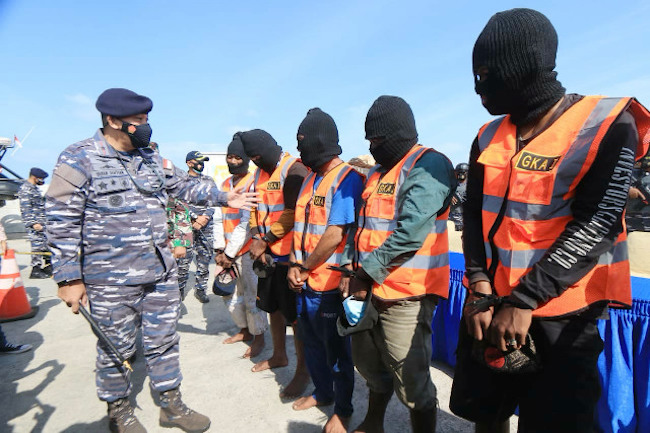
[1, 0, 649, 176]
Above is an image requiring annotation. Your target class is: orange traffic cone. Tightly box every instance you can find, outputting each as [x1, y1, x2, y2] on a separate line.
[0, 249, 38, 322]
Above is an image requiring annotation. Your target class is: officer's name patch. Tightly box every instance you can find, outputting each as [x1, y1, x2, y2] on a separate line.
[377, 183, 396, 195]
[267, 181, 281, 190]
[516, 151, 560, 172]
[313, 196, 325, 207]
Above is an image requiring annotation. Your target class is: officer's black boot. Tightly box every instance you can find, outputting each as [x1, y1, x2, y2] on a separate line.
[194, 289, 209, 304]
[29, 266, 48, 279]
[159, 387, 210, 432]
[42, 255, 53, 277]
[409, 406, 437, 433]
[107, 398, 147, 433]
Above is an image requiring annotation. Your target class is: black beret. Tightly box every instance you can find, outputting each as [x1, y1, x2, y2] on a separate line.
[95, 88, 153, 117]
[29, 167, 48, 179]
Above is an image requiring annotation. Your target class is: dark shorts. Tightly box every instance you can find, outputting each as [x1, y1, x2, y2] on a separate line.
[256, 264, 297, 323]
[450, 312, 604, 433]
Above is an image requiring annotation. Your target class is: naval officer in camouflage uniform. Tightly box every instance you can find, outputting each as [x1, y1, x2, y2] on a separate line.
[45, 88, 258, 433]
[18, 167, 51, 279]
[177, 151, 216, 303]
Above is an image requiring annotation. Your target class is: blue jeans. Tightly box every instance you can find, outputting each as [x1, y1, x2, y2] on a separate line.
[297, 287, 354, 417]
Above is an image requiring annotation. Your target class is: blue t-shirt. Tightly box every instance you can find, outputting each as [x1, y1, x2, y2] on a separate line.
[312, 169, 363, 225]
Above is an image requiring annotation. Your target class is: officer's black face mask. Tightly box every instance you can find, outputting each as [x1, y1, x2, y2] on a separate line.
[120, 121, 153, 149]
[193, 162, 205, 173]
[35, 179, 45, 186]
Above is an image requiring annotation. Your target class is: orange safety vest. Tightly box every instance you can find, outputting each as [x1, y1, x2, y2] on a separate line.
[221, 172, 254, 255]
[293, 163, 358, 292]
[253, 153, 299, 257]
[477, 96, 650, 317]
[355, 145, 450, 301]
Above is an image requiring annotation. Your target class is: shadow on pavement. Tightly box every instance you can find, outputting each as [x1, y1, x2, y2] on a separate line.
[287, 420, 325, 432]
[0, 298, 62, 432]
[60, 418, 107, 433]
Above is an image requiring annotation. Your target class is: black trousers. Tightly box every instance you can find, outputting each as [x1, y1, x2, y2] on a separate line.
[450, 312, 604, 433]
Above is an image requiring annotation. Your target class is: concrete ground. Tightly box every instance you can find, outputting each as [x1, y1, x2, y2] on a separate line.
[0, 202, 518, 433]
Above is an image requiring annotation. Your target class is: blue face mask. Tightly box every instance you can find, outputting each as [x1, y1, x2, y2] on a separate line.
[343, 296, 367, 325]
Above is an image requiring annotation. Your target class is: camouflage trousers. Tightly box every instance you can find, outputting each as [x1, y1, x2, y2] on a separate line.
[27, 228, 48, 267]
[178, 224, 213, 294]
[222, 254, 268, 336]
[86, 277, 182, 402]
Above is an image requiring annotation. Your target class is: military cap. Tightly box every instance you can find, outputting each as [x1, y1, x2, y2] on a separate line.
[29, 167, 49, 179]
[95, 88, 153, 117]
[186, 151, 210, 162]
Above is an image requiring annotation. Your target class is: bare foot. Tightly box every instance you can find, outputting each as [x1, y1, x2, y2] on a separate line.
[244, 335, 265, 358]
[280, 371, 310, 398]
[324, 414, 350, 433]
[223, 329, 253, 344]
[291, 395, 333, 411]
[251, 355, 288, 372]
[292, 395, 318, 411]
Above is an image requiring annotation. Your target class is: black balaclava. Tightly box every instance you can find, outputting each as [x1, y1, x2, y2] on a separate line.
[365, 95, 418, 169]
[297, 108, 342, 171]
[240, 129, 283, 174]
[227, 132, 250, 175]
[473, 8, 566, 126]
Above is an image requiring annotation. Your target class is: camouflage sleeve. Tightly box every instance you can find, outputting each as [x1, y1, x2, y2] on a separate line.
[18, 184, 37, 229]
[164, 162, 228, 207]
[45, 152, 89, 283]
[201, 177, 217, 219]
[167, 197, 193, 248]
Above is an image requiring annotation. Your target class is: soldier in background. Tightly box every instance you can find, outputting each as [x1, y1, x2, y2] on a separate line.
[167, 196, 193, 298]
[179, 150, 217, 304]
[626, 152, 650, 273]
[449, 163, 468, 232]
[46, 88, 257, 433]
[18, 167, 51, 279]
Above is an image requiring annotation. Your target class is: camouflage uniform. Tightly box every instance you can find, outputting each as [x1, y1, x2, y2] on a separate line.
[449, 180, 467, 231]
[166, 197, 193, 295]
[18, 181, 49, 268]
[45, 129, 229, 402]
[178, 173, 216, 295]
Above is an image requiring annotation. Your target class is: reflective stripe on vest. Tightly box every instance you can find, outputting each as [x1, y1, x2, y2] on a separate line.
[477, 96, 650, 317]
[253, 153, 298, 256]
[355, 145, 450, 301]
[221, 172, 254, 255]
[293, 163, 356, 291]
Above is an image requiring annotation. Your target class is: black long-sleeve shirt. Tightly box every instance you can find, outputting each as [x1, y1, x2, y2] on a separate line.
[463, 94, 639, 310]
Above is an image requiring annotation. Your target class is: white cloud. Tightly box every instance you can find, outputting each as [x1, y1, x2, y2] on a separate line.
[65, 93, 96, 122]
